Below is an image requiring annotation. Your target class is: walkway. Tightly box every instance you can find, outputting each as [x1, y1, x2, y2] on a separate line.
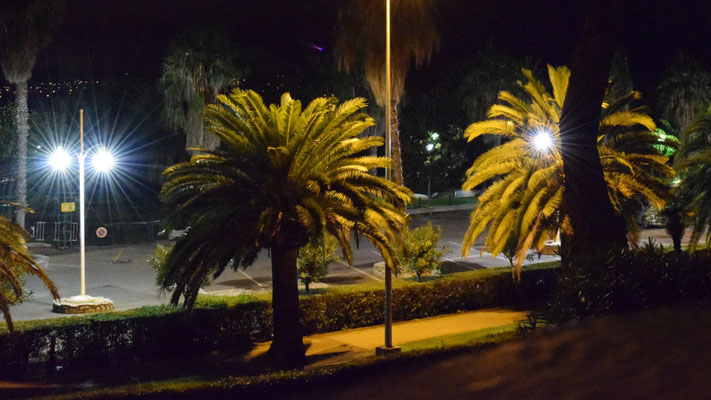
[246, 308, 529, 368]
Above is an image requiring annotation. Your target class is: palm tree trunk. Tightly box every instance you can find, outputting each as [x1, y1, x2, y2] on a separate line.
[269, 245, 305, 369]
[14, 79, 28, 229]
[559, 0, 628, 260]
[390, 100, 404, 185]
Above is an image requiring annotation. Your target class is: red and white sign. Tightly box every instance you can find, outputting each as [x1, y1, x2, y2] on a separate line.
[96, 226, 108, 238]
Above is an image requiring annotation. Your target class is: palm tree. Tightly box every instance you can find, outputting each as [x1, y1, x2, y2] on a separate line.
[462, 66, 672, 275]
[0, 208, 58, 332]
[656, 53, 711, 133]
[0, 0, 65, 229]
[558, 0, 629, 260]
[159, 28, 247, 152]
[674, 107, 711, 250]
[334, 0, 440, 185]
[457, 44, 538, 146]
[159, 89, 411, 369]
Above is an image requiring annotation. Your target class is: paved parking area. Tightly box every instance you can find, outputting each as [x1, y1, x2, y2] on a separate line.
[9, 210, 577, 321]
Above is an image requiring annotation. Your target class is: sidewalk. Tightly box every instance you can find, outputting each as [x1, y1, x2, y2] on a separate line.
[246, 308, 528, 368]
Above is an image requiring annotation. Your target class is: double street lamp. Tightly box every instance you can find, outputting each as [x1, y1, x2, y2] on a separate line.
[49, 109, 115, 313]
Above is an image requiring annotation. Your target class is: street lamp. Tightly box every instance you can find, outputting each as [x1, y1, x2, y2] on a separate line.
[50, 109, 115, 314]
[532, 129, 554, 152]
[376, 0, 400, 357]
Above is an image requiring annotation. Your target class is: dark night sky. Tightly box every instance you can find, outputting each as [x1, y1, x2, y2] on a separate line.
[24, 0, 711, 97]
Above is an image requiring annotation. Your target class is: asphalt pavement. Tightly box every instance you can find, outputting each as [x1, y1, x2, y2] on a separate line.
[9, 209, 575, 321]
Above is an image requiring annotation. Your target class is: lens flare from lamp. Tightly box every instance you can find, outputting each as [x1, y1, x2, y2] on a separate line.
[92, 148, 115, 172]
[533, 130, 553, 151]
[49, 147, 71, 171]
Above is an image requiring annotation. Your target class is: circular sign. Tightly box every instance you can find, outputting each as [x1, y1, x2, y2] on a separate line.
[96, 226, 108, 238]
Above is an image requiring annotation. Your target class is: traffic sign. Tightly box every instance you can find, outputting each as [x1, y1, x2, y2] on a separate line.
[96, 226, 108, 238]
[60, 202, 76, 212]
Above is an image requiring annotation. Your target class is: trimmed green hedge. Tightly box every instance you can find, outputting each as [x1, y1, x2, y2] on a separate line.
[0, 263, 559, 373]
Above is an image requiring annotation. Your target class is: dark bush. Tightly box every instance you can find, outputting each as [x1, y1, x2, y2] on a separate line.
[0, 264, 559, 374]
[533, 242, 711, 324]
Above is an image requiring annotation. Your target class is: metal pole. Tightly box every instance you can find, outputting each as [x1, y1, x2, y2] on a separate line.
[383, 0, 395, 351]
[79, 109, 86, 297]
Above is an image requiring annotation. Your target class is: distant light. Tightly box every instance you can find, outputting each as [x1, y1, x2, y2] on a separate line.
[426, 143, 435, 152]
[49, 147, 71, 171]
[533, 130, 554, 151]
[92, 147, 115, 172]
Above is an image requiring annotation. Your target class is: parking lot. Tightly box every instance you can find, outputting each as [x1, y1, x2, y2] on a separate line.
[12, 209, 682, 321]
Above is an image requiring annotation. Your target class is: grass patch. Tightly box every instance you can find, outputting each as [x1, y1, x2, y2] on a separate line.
[399, 323, 519, 352]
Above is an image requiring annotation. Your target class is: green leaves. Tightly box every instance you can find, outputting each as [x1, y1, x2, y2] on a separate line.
[160, 90, 412, 308]
[462, 65, 672, 277]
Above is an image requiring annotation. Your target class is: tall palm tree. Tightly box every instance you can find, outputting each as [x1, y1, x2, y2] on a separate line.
[0, 208, 58, 332]
[159, 89, 411, 369]
[335, 0, 440, 185]
[0, 0, 65, 229]
[462, 66, 672, 275]
[674, 107, 711, 250]
[558, 0, 629, 260]
[159, 28, 247, 152]
[656, 53, 711, 133]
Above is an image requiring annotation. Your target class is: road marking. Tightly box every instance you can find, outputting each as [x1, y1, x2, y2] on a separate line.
[239, 269, 265, 287]
[336, 261, 383, 283]
[442, 257, 478, 270]
[113, 248, 124, 263]
[450, 241, 509, 261]
[49, 263, 80, 268]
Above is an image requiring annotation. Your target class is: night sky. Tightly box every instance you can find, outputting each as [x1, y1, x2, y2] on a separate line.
[19, 0, 711, 98]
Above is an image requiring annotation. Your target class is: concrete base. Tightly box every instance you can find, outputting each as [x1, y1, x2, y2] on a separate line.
[376, 345, 402, 356]
[52, 295, 114, 314]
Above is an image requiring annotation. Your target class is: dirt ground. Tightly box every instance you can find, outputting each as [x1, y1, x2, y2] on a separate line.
[301, 302, 711, 400]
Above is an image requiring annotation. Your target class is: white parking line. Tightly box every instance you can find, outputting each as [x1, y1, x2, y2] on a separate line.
[449, 241, 509, 261]
[442, 257, 478, 270]
[238, 269, 265, 287]
[49, 263, 80, 268]
[336, 261, 383, 283]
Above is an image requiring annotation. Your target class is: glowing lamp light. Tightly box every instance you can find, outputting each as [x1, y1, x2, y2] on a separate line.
[533, 130, 554, 151]
[49, 147, 72, 171]
[426, 143, 435, 152]
[92, 147, 115, 172]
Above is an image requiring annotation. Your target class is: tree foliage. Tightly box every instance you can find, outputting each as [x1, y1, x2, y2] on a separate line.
[297, 234, 339, 293]
[159, 28, 247, 151]
[334, 0, 440, 184]
[0, 207, 58, 332]
[656, 53, 711, 132]
[398, 222, 449, 282]
[158, 89, 411, 368]
[674, 107, 711, 250]
[462, 65, 673, 275]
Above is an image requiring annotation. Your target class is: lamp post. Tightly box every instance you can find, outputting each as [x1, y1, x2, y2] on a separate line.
[49, 109, 115, 314]
[376, 0, 400, 357]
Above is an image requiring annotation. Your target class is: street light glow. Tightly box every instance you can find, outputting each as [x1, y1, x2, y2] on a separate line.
[426, 143, 435, 152]
[92, 147, 115, 172]
[49, 147, 71, 171]
[533, 130, 554, 151]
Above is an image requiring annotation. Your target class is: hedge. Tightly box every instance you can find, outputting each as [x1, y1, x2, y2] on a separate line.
[0, 263, 559, 373]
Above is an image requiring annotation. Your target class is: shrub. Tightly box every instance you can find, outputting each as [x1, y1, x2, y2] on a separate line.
[297, 234, 339, 293]
[531, 241, 711, 325]
[0, 264, 559, 374]
[399, 222, 450, 281]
